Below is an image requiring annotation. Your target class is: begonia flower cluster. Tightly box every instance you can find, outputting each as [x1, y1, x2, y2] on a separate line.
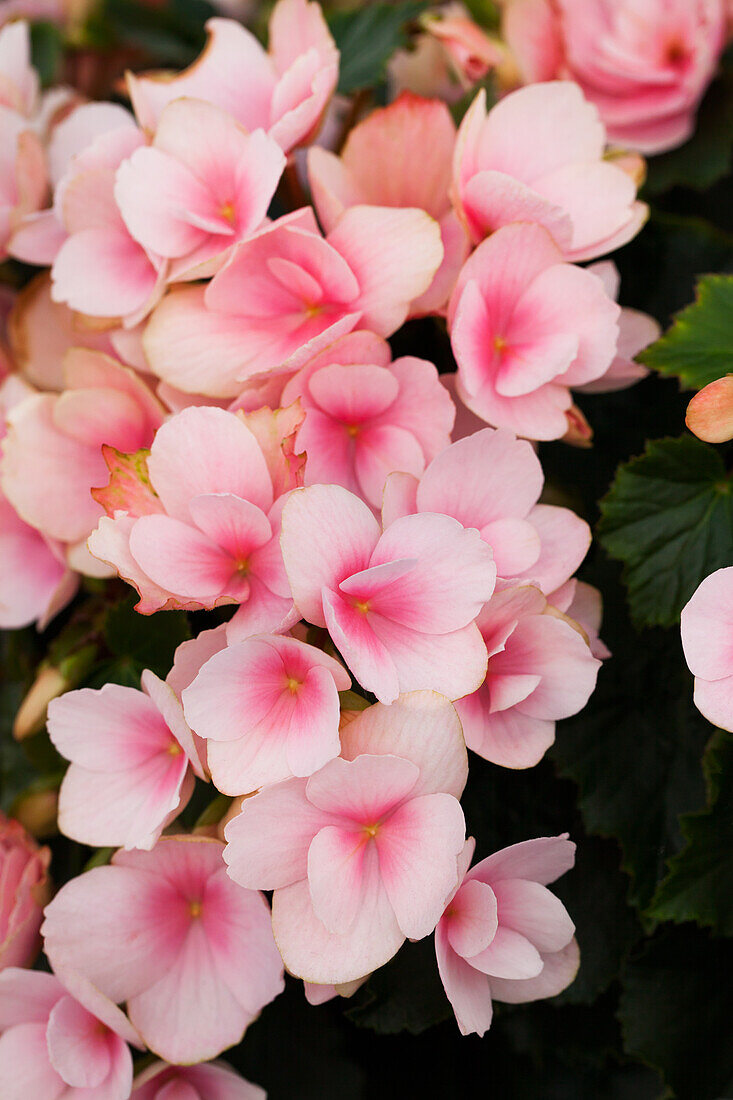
[0, 0, 704, 1090]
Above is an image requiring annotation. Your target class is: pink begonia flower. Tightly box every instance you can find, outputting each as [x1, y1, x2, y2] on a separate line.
[681, 567, 733, 730]
[0, 374, 78, 628]
[0, 109, 47, 261]
[133, 1059, 265, 1099]
[115, 99, 285, 282]
[6, 273, 116, 391]
[451, 82, 648, 260]
[453, 584, 600, 768]
[308, 92, 469, 315]
[447, 223, 620, 440]
[42, 835, 285, 1064]
[280, 483, 496, 703]
[382, 427, 590, 595]
[423, 7, 505, 87]
[686, 376, 733, 443]
[49, 117, 167, 324]
[0, 966, 142, 1100]
[574, 262, 660, 394]
[47, 669, 206, 850]
[88, 406, 296, 634]
[503, 0, 725, 154]
[0, 812, 50, 970]
[128, 0, 338, 152]
[281, 331, 455, 509]
[143, 205, 444, 398]
[550, 577, 611, 661]
[435, 836, 578, 1036]
[1, 348, 164, 556]
[183, 634, 351, 794]
[225, 691, 468, 984]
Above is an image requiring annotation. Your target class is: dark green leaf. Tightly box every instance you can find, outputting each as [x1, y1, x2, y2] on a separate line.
[553, 626, 710, 913]
[103, 595, 191, 678]
[640, 275, 733, 390]
[346, 938, 451, 1034]
[329, 2, 427, 94]
[648, 731, 733, 935]
[619, 927, 733, 1100]
[598, 435, 733, 628]
[645, 69, 733, 195]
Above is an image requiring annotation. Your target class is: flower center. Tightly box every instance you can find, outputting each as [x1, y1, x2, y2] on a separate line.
[219, 201, 236, 224]
[167, 741, 182, 756]
[346, 424, 360, 438]
[363, 822, 380, 838]
[353, 599, 370, 615]
[286, 676, 302, 694]
[189, 900, 203, 918]
[493, 334, 508, 353]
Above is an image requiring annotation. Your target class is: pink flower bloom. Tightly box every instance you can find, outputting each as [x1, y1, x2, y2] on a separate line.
[281, 483, 495, 703]
[454, 584, 600, 767]
[49, 117, 166, 324]
[182, 634, 351, 794]
[451, 82, 648, 260]
[116, 99, 285, 282]
[435, 836, 578, 1036]
[0, 966, 141, 1100]
[89, 406, 296, 632]
[0, 375, 78, 627]
[382, 427, 590, 594]
[424, 8, 505, 87]
[128, 0, 338, 152]
[681, 567, 733, 730]
[47, 669, 206, 850]
[133, 1059, 265, 1099]
[447, 223, 620, 440]
[42, 835, 285, 1064]
[225, 692, 468, 984]
[308, 92, 469, 314]
[0, 813, 50, 970]
[143, 205, 443, 398]
[6, 273, 116, 391]
[503, 0, 725, 154]
[281, 331, 455, 509]
[574, 262, 659, 394]
[0, 110, 46, 261]
[1, 348, 164, 555]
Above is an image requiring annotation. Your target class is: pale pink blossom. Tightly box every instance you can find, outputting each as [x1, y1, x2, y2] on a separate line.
[451, 82, 648, 260]
[308, 92, 469, 314]
[447, 223, 620, 440]
[0, 109, 46, 260]
[503, 0, 725, 154]
[47, 669, 206, 850]
[281, 483, 495, 703]
[88, 406, 296, 633]
[182, 634, 351, 794]
[382, 427, 590, 594]
[6, 272, 116, 391]
[225, 692, 468, 984]
[42, 835, 285, 1064]
[1, 348, 164, 557]
[575, 261, 659, 394]
[681, 567, 733, 730]
[128, 0, 338, 152]
[133, 1059, 265, 1099]
[0, 813, 50, 970]
[48, 116, 167, 324]
[423, 8, 505, 87]
[115, 99, 285, 282]
[0, 374, 78, 627]
[436, 836, 578, 1035]
[0, 966, 142, 1100]
[454, 584, 600, 768]
[143, 206, 444, 398]
[281, 331, 455, 509]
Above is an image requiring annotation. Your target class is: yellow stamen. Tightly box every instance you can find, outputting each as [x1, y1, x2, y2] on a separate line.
[189, 900, 202, 918]
[493, 335, 507, 352]
[167, 741, 182, 756]
[354, 599, 370, 615]
[220, 201, 236, 224]
[364, 823, 379, 838]
[286, 676, 302, 694]
[346, 424, 360, 438]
